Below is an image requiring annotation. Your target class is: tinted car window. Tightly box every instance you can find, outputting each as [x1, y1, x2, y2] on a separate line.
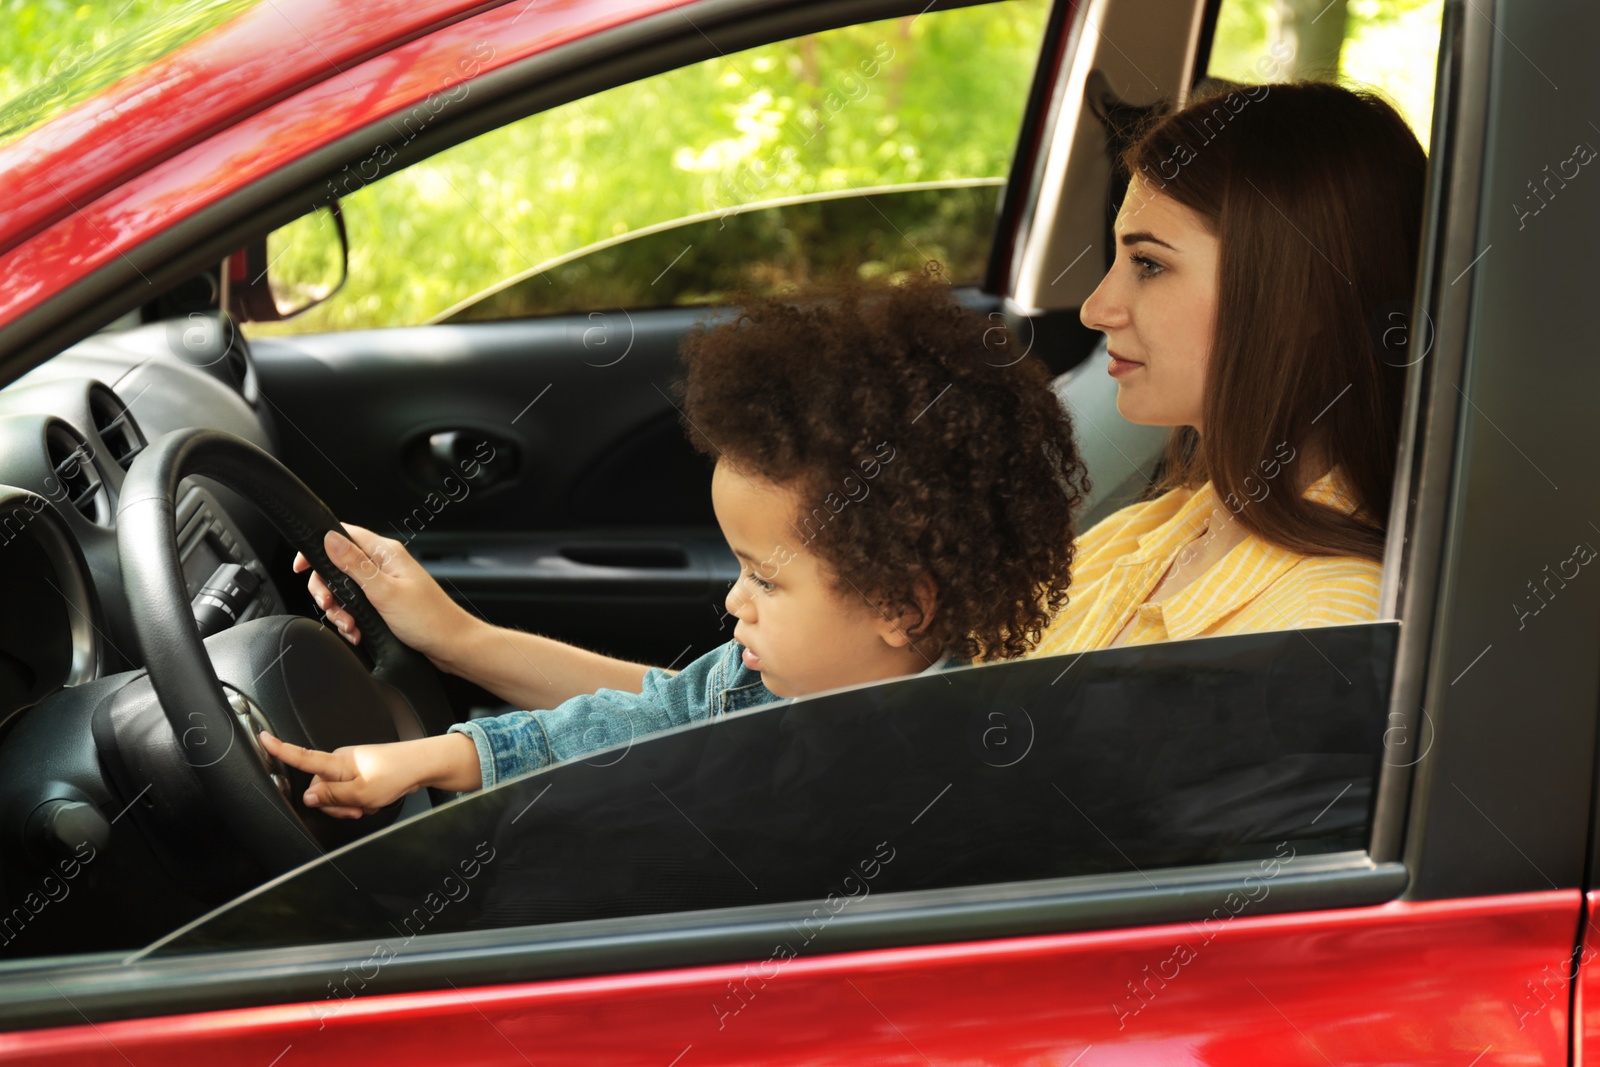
[153, 625, 1394, 954]
[438, 181, 1003, 323]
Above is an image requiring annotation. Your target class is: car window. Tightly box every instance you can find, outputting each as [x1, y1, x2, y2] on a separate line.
[1208, 0, 1444, 143]
[150, 625, 1394, 954]
[245, 0, 1050, 337]
[436, 180, 1004, 323]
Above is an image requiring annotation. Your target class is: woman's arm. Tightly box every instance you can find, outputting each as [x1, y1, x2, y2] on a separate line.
[298, 525, 652, 708]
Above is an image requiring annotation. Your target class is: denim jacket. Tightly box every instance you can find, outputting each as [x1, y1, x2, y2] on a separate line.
[448, 640, 776, 790]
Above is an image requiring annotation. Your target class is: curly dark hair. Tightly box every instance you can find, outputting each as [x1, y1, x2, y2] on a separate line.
[678, 270, 1089, 662]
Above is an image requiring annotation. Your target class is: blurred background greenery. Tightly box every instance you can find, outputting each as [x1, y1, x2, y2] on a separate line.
[0, 0, 254, 141]
[2, 0, 1442, 333]
[1208, 0, 1443, 145]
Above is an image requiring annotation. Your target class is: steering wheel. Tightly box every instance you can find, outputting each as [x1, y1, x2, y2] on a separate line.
[117, 428, 451, 874]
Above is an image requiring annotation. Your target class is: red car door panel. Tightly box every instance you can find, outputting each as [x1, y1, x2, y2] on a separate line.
[2, 891, 1575, 1065]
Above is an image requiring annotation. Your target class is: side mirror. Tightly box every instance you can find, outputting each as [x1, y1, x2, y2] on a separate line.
[226, 202, 349, 322]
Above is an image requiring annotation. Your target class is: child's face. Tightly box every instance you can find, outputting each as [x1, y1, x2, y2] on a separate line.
[711, 461, 925, 698]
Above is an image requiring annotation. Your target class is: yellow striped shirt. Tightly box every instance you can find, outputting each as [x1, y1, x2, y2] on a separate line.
[1034, 471, 1384, 655]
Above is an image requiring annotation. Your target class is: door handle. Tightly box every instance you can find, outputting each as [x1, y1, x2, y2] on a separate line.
[407, 428, 518, 490]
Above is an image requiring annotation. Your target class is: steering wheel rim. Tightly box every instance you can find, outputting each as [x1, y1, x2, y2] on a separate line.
[117, 427, 449, 872]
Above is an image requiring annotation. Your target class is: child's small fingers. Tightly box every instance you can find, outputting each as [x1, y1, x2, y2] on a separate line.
[301, 780, 360, 817]
[317, 804, 369, 819]
[307, 571, 339, 610]
[324, 614, 362, 644]
[258, 731, 297, 764]
[314, 777, 376, 814]
[261, 733, 345, 779]
[301, 775, 333, 808]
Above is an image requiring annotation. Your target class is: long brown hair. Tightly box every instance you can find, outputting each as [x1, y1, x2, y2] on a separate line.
[1123, 81, 1426, 561]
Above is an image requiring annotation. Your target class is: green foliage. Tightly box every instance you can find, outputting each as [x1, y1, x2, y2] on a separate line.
[1340, 0, 1445, 143]
[0, 0, 255, 142]
[1207, 0, 1443, 143]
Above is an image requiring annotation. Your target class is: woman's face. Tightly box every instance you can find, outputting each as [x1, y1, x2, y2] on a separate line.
[1080, 175, 1221, 432]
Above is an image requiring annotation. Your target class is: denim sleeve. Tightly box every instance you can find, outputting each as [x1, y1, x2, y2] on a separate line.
[446, 642, 739, 790]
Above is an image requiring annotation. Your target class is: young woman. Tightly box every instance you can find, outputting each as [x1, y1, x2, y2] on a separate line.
[1035, 80, 1427, 652]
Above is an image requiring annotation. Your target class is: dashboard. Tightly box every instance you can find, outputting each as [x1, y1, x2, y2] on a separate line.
[0, 314, 287, 730]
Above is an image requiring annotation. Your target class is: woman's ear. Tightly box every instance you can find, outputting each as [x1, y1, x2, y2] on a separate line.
[879, 574, 937, 649]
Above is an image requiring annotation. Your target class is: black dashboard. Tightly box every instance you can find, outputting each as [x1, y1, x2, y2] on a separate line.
[0, 314, 287, 731]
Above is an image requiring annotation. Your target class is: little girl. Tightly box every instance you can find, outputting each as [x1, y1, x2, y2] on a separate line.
[261, 274, 1089, 816]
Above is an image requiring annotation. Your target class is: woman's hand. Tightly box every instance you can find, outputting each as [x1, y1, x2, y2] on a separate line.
[296, 524, 478, 670]
[258, 731, 482, 819]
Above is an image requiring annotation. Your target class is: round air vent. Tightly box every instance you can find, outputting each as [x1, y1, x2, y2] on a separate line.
[87, 384, 145, 472]
[44, 422, 110, 525]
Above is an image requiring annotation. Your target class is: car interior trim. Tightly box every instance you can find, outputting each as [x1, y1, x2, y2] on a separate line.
[982, 0, 1077, 297]
[1365, 0, 1490, 868]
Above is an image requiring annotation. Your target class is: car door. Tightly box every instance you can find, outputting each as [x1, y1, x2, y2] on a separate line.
[0, 622, 1416, 1064]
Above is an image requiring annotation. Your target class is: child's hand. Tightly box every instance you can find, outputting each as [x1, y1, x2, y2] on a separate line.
[258, 731, 481, 819]
[294, 525, 480, 670]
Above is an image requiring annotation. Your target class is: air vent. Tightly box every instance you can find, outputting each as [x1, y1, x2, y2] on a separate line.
[88, 385, 145, 471]
[44, 423, 108, 525]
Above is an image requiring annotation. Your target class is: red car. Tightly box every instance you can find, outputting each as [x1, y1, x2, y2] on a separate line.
[0, 0, 1592, 1062]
